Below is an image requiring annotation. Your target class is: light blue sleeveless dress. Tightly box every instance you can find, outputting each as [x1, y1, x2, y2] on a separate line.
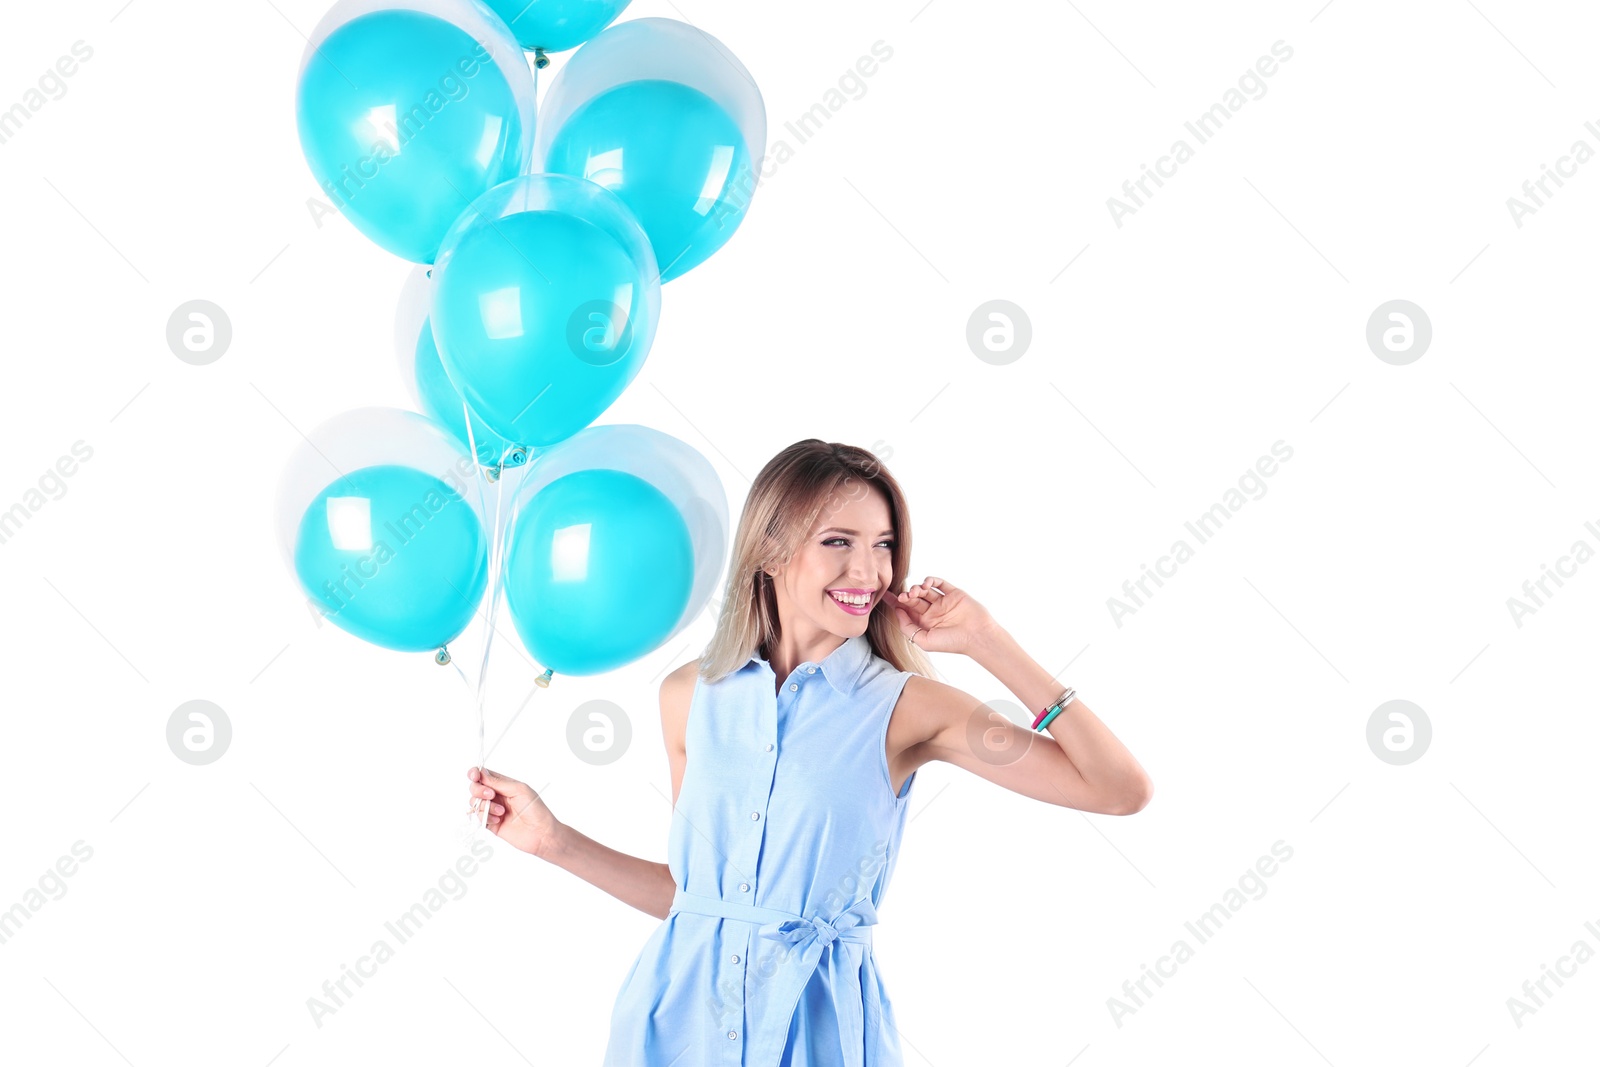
[603, 633, 919, 1067]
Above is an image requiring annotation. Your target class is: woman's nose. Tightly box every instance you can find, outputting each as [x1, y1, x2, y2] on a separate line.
[847, 550, 877, 581]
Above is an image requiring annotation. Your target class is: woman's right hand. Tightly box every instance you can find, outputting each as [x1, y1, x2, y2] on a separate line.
[467, 766, 562, 859]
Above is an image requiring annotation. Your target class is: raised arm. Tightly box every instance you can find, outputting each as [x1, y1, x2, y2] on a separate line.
[892, 577, 1153, 815]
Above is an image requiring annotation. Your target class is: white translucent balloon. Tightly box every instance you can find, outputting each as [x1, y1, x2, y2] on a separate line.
[506, 423, 729, 642]
[393, 263, 432, 405]
[531, 17, 766, 178]
[274, 406, 490, 576]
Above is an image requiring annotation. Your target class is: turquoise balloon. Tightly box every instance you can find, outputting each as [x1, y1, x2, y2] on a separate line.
[296, 8, 533, 263]
[542, 79, 753, 282]
[430, 176, 661, 449]
[503, 468, 693, 675]
[481, 0, 631, 52]
[294, 464, 488, 652]
[411, 315, 520, 468]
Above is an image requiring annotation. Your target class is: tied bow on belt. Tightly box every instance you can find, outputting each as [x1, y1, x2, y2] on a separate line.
[757, 910, 868, 951]
[669, 888, 879, 1067]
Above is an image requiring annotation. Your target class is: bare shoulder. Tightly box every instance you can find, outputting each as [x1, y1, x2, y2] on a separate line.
[659, 658, 701, 751]
[663, 657, 702, 699]
[888, 673, 973, 757]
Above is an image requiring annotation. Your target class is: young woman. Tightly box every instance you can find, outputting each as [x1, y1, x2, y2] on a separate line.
[466, 439, 1152, 1065]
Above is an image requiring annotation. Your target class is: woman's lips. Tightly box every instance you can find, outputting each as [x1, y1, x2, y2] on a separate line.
[827, 590, 873, 616]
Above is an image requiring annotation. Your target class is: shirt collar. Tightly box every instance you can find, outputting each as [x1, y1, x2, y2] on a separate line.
[743, 633, 873, 696]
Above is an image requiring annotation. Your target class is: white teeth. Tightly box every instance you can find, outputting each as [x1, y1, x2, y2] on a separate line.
[829, 591, 870, 606]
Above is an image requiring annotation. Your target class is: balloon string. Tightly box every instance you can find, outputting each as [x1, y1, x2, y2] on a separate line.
[459, 398, 491, 593]
[455, 34, 539, 801]
[476, 469, 508, 780]
[456, 399, 495, 824]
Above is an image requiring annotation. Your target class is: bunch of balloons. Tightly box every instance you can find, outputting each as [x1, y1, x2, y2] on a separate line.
[276, 0, 764, 682]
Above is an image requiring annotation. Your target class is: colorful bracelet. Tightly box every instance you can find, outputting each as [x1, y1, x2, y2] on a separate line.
[1032, 687, 1076, 731]
[1030, 688, 1066, 728]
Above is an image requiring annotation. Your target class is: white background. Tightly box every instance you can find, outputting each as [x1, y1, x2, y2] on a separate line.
[2, 1, 1597, 1064]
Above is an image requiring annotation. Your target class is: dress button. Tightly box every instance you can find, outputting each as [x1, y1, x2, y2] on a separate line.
[739, 882, 750, 892]
[750, 811, 760, 820]
[765, 743, 774, 751]
[728, 1031, 739, 1040]
[807, 666, 817, 673]
[731, 953, 740, 963]
[789, 683, 798, 692]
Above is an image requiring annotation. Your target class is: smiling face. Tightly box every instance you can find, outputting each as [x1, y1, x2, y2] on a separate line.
[765, 483, 896, 641]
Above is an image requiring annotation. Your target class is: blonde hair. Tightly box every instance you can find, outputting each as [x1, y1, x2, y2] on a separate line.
[699, 439, 935, 684]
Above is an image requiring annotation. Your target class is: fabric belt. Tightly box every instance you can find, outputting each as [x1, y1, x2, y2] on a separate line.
[668, 888, 878, 1067]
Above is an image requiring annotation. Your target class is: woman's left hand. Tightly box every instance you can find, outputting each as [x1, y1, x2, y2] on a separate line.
[889, 576, 999, 657]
